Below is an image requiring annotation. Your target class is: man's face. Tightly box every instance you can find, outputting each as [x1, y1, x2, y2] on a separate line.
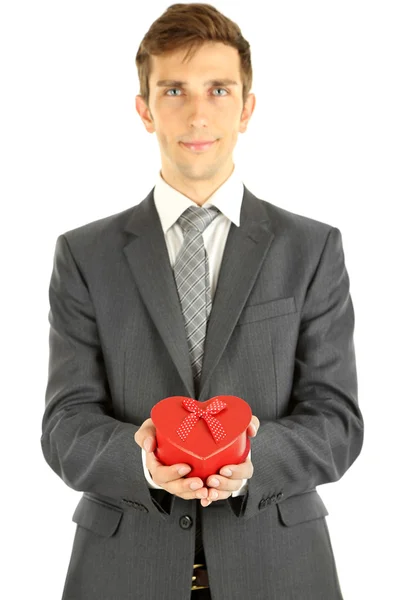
[136, 42, 255, 184]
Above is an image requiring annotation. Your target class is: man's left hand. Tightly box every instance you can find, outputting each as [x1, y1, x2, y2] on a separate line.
[201, 415, 260, 507]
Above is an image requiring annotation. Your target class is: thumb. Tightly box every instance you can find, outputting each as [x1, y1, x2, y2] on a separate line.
[247, 415, 260, 437]
[144, 436, 155, 453]
[135, 418, 156, 452]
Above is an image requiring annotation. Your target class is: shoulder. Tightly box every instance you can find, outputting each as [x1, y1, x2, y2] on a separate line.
[53, 204, 137, 264]
[259, 196, 335, 237]
[250, 194, 341, 256]
[62, 205, 133, 243]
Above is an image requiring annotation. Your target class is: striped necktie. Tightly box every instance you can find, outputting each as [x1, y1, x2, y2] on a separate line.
[173, 203, 220, 565]
[173, 204, 220, 398]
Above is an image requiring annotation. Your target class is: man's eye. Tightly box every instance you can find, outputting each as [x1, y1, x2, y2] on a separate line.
[165, 88, 181, 96]
[164, 88, 228, 96]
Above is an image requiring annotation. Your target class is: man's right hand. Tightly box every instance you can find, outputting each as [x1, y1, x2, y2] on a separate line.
[134, 418, 211, 502]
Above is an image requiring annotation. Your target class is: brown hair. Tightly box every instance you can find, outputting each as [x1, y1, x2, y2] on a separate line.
[135, 3, 253, 107]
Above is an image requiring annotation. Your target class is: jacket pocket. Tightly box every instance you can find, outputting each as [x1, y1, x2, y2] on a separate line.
[277, 490, 329, 526]
[72, 493, 124, 537]
[238, 296, 297, 325]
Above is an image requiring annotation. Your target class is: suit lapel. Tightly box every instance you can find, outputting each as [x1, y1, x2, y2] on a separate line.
[123, 185, 275, 401]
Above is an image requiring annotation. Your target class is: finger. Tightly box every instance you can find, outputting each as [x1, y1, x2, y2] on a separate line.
[200, 490, 232, 506]
[204, 456, 254, 497]
[204, 488, 232, 503]
[169, 478, 209, 501]
[201, 497, 213, 507]
[146, 452, 209, 500]
[182, 485, 209, 500]
[247, 415, 260, 437]
[206, 473, 247, 494]
[134, 418, 156, 452]
[215, 457, 254, 485]
[146, 451, 191, 485]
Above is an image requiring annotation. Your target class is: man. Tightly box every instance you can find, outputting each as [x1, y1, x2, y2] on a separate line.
[41, 4, 364, 599]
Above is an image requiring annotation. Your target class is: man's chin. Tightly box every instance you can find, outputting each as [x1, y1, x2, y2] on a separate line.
[174, 164, 222, 182]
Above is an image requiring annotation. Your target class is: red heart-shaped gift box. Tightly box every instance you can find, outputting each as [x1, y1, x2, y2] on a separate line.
[150, 395, 252, 481]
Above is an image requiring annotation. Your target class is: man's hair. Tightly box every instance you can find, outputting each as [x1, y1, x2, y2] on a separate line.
[135, 3, 252, 107]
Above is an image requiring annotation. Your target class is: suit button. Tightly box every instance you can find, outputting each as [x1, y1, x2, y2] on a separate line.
[258, 499, 266, 509]
[271, 495, 277, 503]
[179, 515, 193, 530]
[266, 497, 272, 505]
[277, 492, 283, 501]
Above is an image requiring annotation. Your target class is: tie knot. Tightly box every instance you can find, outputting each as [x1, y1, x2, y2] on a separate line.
[177, 205, 220, 235]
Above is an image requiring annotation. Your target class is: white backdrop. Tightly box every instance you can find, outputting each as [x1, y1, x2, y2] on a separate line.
[1, 1, 399, 598]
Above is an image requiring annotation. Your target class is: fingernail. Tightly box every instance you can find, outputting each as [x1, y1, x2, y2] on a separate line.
[144, 437, 153, 452]
[178, 466, 191, 476]
[221, 468, 232, 477]
[196, 489, 207, 499]
[190, 481, 202, 490]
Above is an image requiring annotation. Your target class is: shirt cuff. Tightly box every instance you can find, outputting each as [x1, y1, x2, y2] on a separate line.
[231, 478, 248, 496]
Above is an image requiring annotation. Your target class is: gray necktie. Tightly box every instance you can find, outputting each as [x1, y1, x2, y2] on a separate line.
[173, 204, 220, 398]
[174, 204, 220, 566]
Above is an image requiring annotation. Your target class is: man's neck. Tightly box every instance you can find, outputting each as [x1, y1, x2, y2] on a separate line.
[160, 165, 234, 206]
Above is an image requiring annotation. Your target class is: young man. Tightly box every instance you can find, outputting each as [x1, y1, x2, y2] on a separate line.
[41, 4, 364, 599]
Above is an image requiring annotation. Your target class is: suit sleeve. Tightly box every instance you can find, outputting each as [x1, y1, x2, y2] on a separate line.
[41, 234, 169, 517]
[234, 226, 364, 521]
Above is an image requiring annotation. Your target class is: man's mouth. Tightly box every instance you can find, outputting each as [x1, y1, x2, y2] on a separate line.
[180, 140, 217, 152]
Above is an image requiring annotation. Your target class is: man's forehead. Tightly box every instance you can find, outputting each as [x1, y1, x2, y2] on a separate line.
[149, 43, 240, 76]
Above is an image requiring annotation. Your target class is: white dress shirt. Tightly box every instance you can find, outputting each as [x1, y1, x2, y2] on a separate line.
[141, 164, 250, 497]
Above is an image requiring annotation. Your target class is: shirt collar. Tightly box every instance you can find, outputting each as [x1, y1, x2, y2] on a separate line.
[153, 165, 244, 234]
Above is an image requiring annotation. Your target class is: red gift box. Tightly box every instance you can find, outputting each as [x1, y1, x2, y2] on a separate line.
[150, 395, 252, 481]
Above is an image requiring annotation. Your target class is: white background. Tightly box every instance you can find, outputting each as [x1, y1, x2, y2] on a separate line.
[1, 1, 399, 598]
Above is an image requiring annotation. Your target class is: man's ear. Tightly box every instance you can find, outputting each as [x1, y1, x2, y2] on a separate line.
[239, 92, 256, 134]
[135, 94, 156, 134]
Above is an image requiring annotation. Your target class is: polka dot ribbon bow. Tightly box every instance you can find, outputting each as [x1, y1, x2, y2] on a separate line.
[176, 398, 228, 443]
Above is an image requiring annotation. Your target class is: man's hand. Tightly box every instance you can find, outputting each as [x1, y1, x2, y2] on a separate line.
[134, 415, 260, 505]
[201, 415, 260, 507]
[135, 418, 210, 501]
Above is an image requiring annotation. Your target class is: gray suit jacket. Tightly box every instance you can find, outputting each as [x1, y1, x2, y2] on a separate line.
[41, 185, 364, 599]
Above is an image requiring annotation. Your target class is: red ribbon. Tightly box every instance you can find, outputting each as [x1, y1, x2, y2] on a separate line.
[176, 398, 227, 443]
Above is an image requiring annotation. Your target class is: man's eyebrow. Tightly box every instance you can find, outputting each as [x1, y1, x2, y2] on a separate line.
[156, 78, 239, 87]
